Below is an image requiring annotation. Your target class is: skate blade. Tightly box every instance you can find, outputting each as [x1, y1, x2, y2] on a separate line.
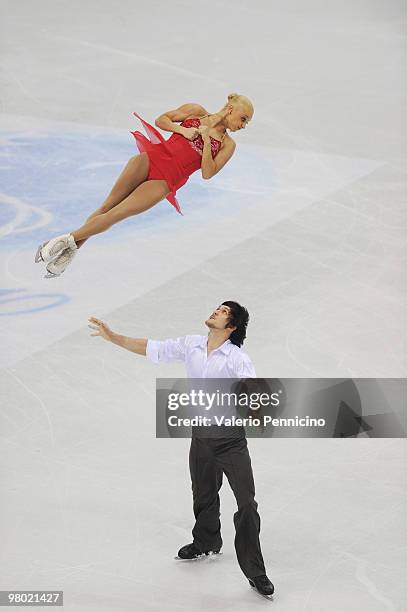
[35, 240, 50, 263]
[249, 582, 274, 601]
[44, 271, 61, 279]
[35, 244, 44, 263]
[174, 551, 222, 561]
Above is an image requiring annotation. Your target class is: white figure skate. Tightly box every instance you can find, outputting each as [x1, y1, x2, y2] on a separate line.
[35, 234, 77, 264]
[44, 247, 77, 278]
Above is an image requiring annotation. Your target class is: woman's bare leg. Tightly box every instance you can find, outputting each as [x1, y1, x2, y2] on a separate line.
[71, 179, 169, 242]
[76, 152, 150, 248]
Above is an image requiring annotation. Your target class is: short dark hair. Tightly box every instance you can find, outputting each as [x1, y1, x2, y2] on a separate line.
[222, 301, 250, 347]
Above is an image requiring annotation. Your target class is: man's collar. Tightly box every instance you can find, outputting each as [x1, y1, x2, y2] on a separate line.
[218, 339, 233, 354]
[195, 335, 233, 354]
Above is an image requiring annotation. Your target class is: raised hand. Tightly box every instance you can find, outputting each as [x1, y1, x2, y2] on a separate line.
[88, 317, 113, 341]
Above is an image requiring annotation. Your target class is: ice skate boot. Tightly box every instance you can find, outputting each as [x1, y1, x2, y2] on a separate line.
[249, 574, 274, 599]
[175, 542, 221, 561]
[35, 233, 77, 264]
[44, 246, 77, 278]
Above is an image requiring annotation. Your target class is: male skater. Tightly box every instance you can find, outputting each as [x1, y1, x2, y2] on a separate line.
[88, 301, 274, 598]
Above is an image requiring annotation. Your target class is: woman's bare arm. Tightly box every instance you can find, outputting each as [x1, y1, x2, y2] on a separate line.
[201, 132, 236, 179]
[155, 103, 207, 135]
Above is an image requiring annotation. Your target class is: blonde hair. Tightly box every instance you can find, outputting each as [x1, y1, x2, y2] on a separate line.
[223, 92, 254, 113]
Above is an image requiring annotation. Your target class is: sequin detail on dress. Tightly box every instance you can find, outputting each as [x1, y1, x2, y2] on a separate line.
[181, 117, 223, 158]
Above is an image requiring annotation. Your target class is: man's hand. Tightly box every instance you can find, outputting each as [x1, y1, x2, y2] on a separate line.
[88, 317, 113, 341]
[181, 126, 200, 140]
[88, 318, 147, 355]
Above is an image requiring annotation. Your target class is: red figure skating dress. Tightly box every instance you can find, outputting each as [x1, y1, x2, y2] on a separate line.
[131, 113, 225, 215]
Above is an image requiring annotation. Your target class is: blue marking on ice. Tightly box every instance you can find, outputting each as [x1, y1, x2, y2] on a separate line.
[0, 288, 70, 316]
[0, 128, 273, 250]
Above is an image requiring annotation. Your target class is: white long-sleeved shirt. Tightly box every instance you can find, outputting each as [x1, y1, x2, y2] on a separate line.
[146, 334, 256, 378]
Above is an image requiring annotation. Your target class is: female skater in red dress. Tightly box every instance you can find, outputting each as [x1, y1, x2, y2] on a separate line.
[35, 93, 254, 277]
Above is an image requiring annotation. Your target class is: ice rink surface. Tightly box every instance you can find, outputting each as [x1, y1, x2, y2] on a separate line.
[1, 0, 406, 609]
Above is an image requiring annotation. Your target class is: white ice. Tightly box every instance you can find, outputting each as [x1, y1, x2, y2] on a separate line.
[1, 0, 406, 610]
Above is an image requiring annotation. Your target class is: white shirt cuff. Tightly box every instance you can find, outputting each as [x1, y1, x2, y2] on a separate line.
[146, 339, 160, 363]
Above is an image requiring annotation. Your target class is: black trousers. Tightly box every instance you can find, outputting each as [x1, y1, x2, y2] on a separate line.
[189, 435, 266, 579]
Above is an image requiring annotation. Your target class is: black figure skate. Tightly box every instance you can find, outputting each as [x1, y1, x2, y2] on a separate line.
[175, 542, 222, 561]
[249, 574, 274, 600]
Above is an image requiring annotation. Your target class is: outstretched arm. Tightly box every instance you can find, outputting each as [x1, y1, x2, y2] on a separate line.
[88, 317, 147, 355]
